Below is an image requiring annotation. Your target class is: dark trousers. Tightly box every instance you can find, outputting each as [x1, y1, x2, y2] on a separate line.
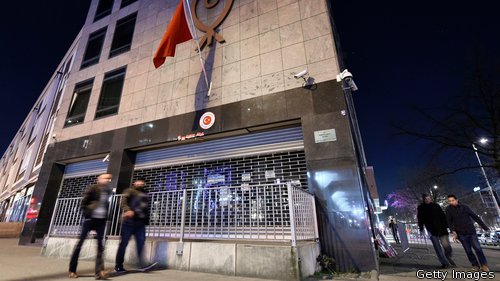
[458, 233, 488, 267]
[430, 234, 454, 266]
[69, 218, 107, 274]
[115, 220, 146, 268]
[391, 228, 400, 244]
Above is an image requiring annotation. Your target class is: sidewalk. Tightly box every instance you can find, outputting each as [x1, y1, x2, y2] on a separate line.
[1, 238, 279, 281]
[379, 242, 500, 280]
[5, 237, 497, 281]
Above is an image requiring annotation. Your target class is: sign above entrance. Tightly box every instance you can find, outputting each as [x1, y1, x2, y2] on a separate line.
[314, 129, 337, 143]
[199, 112, 216, 130]
[191, 0, 235, 50]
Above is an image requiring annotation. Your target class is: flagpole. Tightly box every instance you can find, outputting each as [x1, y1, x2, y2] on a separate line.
[183, 0, 212, 97]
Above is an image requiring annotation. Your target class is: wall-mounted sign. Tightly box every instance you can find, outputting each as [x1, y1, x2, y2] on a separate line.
[242, 173, 251, 182]
[191, 0, 235, 50]
[241, 183, 250, 191]
[199, 112, 215, 130]
[314, 129, 337, 143]
[207, 174, 225, 184]
[265, 170, 276, 179]
[177, 132, 205, 141]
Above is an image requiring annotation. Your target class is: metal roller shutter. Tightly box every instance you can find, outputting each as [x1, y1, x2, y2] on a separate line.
[135, 127, 304, 170]
[64, 159, 109, 179]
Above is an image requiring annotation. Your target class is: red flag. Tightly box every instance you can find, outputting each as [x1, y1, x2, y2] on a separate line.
[153, 0, 193, 68]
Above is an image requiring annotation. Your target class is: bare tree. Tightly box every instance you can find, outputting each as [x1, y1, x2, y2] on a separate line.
[395, 52, 500, 179]
[458, 191, 498, 228]
[386, 166, 455, 222]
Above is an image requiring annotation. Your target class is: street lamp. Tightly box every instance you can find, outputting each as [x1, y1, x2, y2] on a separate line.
[430, 185, 438, 200]
[472, 138, 500, 217]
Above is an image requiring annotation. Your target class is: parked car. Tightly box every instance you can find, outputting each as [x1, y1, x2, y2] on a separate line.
[492, 230, 500, 246]
[478, 232, 493, 245]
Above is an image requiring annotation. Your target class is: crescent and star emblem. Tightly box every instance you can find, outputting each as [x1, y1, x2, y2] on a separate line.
[190, 0, 235, 50]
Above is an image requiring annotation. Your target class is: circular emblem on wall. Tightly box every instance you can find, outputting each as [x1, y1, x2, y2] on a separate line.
[199, 112, 215, 130]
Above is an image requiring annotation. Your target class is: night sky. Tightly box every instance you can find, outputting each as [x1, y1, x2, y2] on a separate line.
[1, 1, 498, 200]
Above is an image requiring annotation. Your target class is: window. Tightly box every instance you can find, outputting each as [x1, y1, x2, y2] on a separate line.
[120, 0, 137, 8]
[109, 13, 137, 58]
[94, 0, 114, 22]
[81, 28, 107, 69]
[95, 67, 126, 119]
[65, 79, 94, 127]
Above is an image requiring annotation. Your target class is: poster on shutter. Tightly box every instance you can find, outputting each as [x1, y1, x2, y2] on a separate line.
[207, 174, 225, 184]
[242, 173, 251, 182]
[241, 183, 250, 191]
[265, 170, 276, 179]
[314, 129, 337, 143]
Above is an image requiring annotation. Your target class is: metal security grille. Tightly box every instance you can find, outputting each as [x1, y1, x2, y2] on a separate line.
[133, 150, 308, 193]
[48, 183, 319, 245]
[59, 174, 99, 198]
[58, 159, 109, 198]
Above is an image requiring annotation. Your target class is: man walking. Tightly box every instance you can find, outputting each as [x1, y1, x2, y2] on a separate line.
[389, 219, 400, 244]
[446, 194, 490, 272]
[417, 194, 455, 268]
[69, 173, 113, 279]
[115, 179, 154, 272]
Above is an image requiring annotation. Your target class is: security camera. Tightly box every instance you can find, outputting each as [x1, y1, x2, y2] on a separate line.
[336, 69, 353, 82]
[52, 134, 57, 139]
[294, 70, 308, 79]
[336, 69, 358, 91]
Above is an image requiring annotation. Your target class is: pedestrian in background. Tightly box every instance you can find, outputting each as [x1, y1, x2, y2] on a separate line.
[389, 219, 400, 244]
[69, 173, 113, 279]
[115, 179, 155, 272]
[417, 194, 455, 268]
[446, 194, 490, 272]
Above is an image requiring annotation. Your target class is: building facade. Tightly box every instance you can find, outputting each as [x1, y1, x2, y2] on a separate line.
[3, 0, 378, 274]
[0, 36, 80, 223]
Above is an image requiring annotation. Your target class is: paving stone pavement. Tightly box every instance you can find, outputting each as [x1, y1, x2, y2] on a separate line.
[379, 242, 500, 280]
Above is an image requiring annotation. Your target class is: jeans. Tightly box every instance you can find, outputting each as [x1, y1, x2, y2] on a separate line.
[115, 220, 146, 269]
[457, 233, 488, 267]
[429, 235, 454, 266]
[69, 218, 107, 274]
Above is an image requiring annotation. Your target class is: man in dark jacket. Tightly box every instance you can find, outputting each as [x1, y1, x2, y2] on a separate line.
[417, 194, 455, 268]
[389, 219, 400, 244]
[69, 173, 113, 279]
[446, 194, 490, 272]
[115, 179, 154, 272]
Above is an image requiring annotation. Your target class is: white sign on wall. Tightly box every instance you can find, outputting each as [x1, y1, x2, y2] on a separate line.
[242, 173, 251, 182]
[314, 129, 337, 143]
[265, 170, 276, 179]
